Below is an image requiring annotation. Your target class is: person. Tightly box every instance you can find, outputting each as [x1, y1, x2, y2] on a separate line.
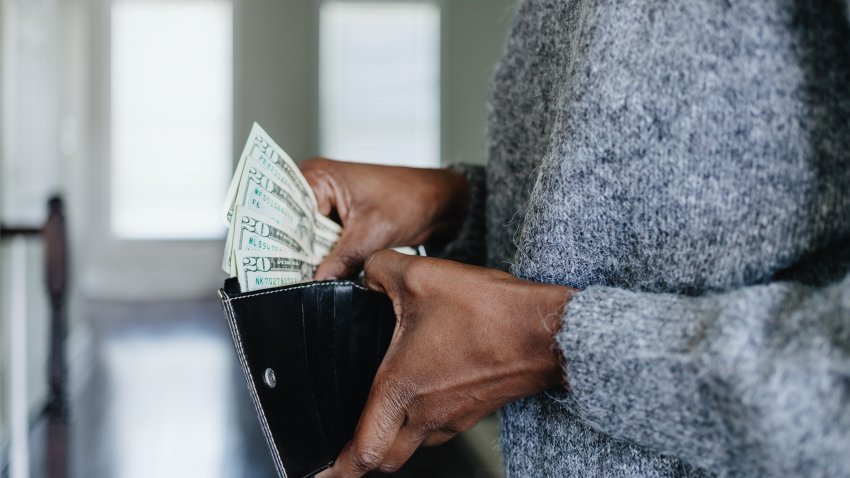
[309, 1, 850, 476]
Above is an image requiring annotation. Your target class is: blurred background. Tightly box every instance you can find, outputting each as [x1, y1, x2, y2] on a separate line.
[0, 0, 512, 476]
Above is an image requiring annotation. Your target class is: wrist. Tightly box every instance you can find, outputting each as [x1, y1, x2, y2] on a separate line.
[427, 166, 470, 241]
[478, 272, 574, 405]
[531, 283, 573, 390]
[509, 280, 573, 394]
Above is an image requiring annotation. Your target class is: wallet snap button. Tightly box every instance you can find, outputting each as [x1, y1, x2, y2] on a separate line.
[263, 368, 277, 389]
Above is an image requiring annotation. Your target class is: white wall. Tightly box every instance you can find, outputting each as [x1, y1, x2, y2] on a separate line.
[234, 0, 319, 162]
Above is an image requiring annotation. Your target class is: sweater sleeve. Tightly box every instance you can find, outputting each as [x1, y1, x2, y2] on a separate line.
[557, 273, 850, 477]
[427, 163, 488, 266]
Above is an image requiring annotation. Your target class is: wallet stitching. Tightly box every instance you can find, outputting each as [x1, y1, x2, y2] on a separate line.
[223, 281, 369, 302]
[223, 296, 289, 478]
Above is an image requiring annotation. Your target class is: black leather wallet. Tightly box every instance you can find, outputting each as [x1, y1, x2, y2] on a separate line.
[219, 278, 395, 478]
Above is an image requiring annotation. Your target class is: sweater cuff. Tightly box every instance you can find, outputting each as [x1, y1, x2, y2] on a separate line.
[554, 286, 709, 437]
[553, 278, 850, 475]
[428, 163, 487, 265]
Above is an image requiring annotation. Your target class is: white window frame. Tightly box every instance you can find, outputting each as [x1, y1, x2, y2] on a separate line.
[85, 0, 235, 300]
[318, 0, 441, 168]
[109, 0, 233, 241]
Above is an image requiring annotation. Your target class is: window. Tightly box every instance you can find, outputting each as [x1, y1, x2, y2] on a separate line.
[320, 1, 440, 168]
[110, 0, 232, 239]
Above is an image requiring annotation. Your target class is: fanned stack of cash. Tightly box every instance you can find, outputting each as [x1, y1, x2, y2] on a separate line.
[222, 123, 342, 292]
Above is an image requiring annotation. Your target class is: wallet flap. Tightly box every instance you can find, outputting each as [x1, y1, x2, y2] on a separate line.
[221, 284, 334, 478]
[220, 280, 396, 478]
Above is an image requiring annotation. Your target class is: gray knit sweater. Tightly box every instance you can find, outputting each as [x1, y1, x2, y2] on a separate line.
[442, 1, 850, 476]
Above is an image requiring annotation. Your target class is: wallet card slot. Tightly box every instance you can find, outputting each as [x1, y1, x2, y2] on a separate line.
[331, 283, 353, 451]
[301, 283, 338, 456]
[338, 288, 384, 442]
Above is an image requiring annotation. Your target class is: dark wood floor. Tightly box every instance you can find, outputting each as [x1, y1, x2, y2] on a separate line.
[22, 299, 499, 478]
[65, 300, 277, 478]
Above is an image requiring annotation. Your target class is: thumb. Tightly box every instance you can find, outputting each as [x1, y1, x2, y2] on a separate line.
[362, 250, 408, 295]
[314, 227, 372, 280]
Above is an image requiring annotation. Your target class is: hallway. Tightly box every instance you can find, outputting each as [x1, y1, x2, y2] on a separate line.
[67, 299, 276, 478]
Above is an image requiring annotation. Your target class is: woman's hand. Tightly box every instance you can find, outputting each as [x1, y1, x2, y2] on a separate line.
[299, 158, 469, 280]
[317, 250, 574, 477]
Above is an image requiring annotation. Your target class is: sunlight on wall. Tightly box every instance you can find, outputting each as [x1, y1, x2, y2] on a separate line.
[320, 1, 440, 168]
[111, 0, 232, 239]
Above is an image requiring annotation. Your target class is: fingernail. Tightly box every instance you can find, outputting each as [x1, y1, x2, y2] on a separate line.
[326, 276, 338, 281]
